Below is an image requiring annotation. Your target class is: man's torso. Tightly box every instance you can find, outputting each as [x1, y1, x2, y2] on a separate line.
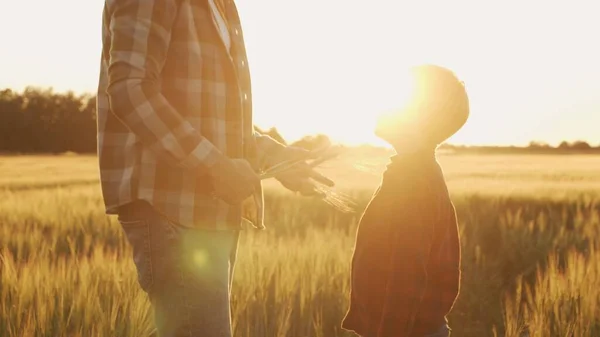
[97, 0, 254, 229]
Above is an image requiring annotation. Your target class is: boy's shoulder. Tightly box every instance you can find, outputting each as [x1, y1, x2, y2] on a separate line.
[380, 160, 449, 199]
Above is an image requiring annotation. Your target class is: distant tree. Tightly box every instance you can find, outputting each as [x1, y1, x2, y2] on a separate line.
[556, 140, 592, 151]
[571, 140, 591, 150]
[0, 87, 96, 153]
[528, 141, 551, 149]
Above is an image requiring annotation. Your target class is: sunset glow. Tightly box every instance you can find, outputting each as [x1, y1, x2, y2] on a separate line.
[1, 0, 599, 146]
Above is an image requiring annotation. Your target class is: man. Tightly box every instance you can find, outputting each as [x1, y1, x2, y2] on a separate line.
[96, 0, 329, 335]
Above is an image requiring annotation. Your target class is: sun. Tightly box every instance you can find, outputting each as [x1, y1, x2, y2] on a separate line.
[372, 68, 417, 122]
[325, 68, 417, 146]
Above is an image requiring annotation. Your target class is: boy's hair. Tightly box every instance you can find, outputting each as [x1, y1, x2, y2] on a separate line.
[408, 64, 470, 145]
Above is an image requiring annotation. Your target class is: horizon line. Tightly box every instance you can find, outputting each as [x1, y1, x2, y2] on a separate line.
[2, 85, 598, 148]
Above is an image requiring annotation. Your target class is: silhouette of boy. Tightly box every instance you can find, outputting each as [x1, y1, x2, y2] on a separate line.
[342, 64, 469, 337]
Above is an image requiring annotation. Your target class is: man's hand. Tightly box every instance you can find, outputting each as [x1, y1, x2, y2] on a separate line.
[208, 157, 260, 205]
[276, 162, 334, 196]
[274, 147, 335, 196]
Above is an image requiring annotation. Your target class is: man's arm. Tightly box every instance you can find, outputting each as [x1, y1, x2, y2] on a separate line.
[106, 0, 225, 172]
[376, 190, 436, 337]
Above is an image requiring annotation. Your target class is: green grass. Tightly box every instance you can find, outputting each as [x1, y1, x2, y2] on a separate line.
[1, 154, 600, 336]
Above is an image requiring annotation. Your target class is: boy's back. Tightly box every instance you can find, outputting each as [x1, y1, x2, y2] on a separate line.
[342, 150, 461, 337]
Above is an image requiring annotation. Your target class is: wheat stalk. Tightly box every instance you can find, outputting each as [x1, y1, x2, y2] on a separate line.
[259, 145, 358, 213]
[258, 145, 335, 180]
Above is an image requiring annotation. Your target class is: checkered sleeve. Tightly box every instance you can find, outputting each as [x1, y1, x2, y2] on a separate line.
[377, 193, 435, 337]
[253, 130, 287, 170]
[106, 0, 225, 172]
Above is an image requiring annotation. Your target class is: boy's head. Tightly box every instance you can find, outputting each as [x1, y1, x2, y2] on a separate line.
[375, 64, 469, 150]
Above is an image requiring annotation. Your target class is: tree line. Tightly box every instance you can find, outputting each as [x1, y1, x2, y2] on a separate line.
[0, 87, 331, 154]
[0, 88, 97, 153]
[0, 87, 598, 154]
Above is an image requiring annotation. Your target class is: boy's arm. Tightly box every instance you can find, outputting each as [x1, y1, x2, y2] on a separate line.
[376, 190, 437, 337]
[106, 0, 225, 172]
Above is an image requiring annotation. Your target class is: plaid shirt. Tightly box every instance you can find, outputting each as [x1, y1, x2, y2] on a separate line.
[342, 152, 461, 337]
[96, 0, 285, 229]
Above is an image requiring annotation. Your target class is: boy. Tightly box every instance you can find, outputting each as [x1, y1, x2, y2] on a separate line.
[342, 64, 469, 337]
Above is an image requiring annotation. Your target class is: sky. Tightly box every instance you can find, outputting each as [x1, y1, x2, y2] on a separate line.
[1, 0, 599, 146]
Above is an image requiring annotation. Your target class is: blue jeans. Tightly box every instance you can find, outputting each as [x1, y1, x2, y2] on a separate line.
[118, 201, 240, 337]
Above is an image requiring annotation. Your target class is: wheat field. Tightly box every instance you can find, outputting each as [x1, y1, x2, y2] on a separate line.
[1, 153, 600, 337]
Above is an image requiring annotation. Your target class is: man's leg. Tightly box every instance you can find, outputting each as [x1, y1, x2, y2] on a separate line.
[118, 201, 240, 337]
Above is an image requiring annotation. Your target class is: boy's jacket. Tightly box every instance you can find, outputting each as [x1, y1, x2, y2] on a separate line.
[342, 151, 461, 337]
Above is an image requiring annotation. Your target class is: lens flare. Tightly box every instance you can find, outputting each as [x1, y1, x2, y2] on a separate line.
[193, 250, 210, 269]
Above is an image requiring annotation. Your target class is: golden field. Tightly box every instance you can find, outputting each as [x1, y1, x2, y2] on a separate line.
[1, 153, 600, 337]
